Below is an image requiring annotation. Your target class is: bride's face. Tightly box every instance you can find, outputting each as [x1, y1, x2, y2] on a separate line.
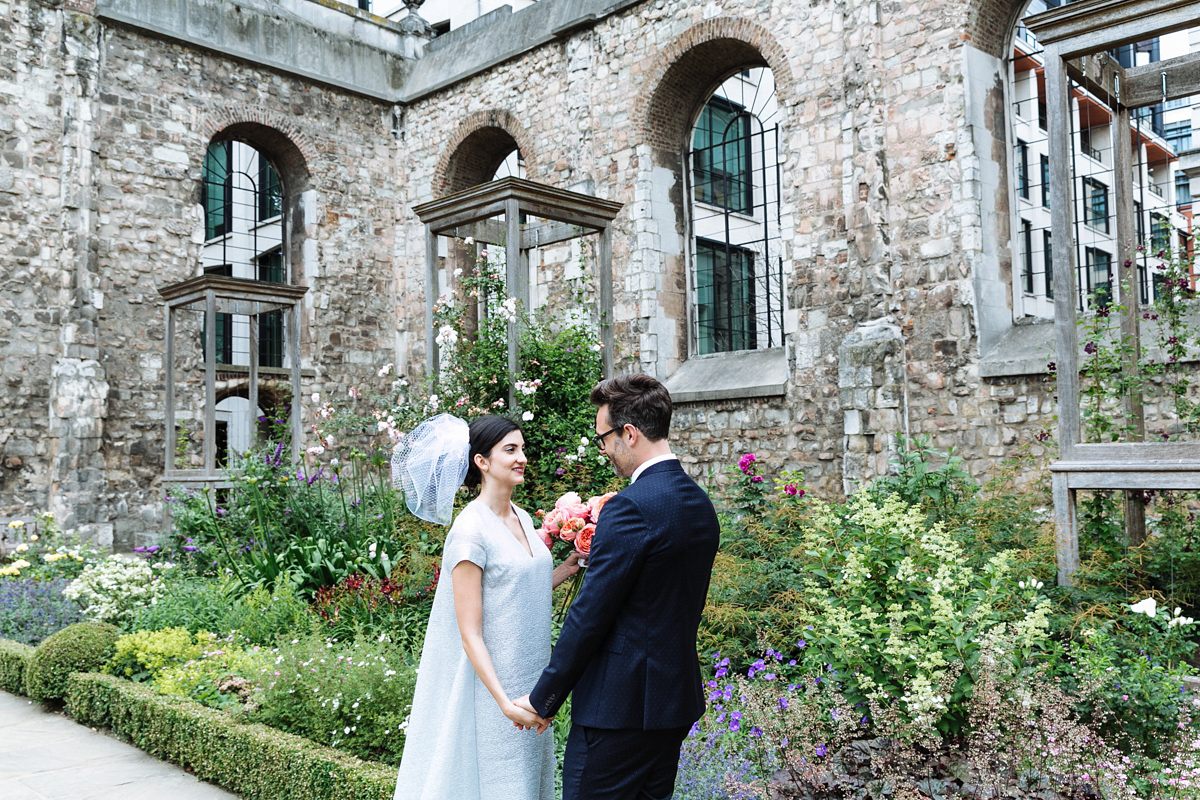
[478, 429, 527, 490]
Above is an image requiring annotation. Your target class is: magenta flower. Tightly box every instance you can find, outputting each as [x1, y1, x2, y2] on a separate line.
[737, 453, 756, 474]
[784, 484, 798, 496]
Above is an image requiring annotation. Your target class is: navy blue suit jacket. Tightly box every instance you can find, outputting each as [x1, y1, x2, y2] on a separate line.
[529, 459, 720, 730]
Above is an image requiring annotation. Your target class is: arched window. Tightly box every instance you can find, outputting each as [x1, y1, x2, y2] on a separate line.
[1008, 0, 1189, 318]
[687, 68, 783, 355]
[201, 139, 287, 367]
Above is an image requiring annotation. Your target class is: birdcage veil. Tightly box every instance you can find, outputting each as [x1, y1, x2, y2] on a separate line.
[391, 413, 470, 525]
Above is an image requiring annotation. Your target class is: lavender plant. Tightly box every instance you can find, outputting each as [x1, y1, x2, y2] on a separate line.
[0, 577, 83, 645]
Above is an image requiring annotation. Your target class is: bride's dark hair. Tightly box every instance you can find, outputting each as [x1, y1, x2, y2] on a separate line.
[464, 415, 522, 489]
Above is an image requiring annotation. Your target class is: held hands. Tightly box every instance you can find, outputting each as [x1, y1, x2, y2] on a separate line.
[505, 694, 552, 734]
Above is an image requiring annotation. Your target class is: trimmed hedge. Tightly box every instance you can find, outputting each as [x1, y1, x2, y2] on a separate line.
[0, 637, 34, 695]
[66, 673, 396, 800]
[25, 621, 119, 704]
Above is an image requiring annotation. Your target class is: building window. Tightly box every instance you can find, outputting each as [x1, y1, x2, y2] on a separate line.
[203, 141, 232, 240]
[1151, 212, 1170, 253]
[696, 239, 756, 354]
[1082, 177, 1109, 232]
[1017, 140, 1030, 200]
[1080, 128, 1103, 162]
[1085, 247, 1112, 308]
[1021, 219, 1034, 294]
[202, 264, 234, 364]
[1040, 154, 1050, 208]
[692, 96, 753, 215]
[1176, 172, 1192, 208]
[1164, 119, 1191, 154]
[1043, 229, 1054, 299]
[258, 159, 283, 221]
[255, 249, 285, 368]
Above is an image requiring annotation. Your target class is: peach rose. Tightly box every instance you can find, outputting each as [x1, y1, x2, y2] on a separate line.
[587, 492, 617, 523]
[558, 516, 585, 542]
[542, 508, 567, 534]
[575, 523, 596, 556]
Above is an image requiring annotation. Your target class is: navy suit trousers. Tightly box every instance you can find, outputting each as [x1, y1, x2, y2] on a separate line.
[561, 724, 692, 800]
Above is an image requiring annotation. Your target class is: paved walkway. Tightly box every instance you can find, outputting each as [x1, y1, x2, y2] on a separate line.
[0, 690, 238, 800]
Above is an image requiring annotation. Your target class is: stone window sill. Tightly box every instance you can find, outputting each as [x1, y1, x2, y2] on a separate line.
[663, 347, 788, 403]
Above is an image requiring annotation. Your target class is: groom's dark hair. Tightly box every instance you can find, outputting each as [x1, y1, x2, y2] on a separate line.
[590, 373, 672, 442]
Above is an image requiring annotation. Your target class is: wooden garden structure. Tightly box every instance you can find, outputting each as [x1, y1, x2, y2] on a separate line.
[1026, 0, 1200, 584]
[412, 177, 623, 381]
[160, 274, 308, 484]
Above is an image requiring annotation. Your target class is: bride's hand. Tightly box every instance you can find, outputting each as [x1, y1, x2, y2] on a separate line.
[503, 699, 549, 732]
[552, 553, 581, 588]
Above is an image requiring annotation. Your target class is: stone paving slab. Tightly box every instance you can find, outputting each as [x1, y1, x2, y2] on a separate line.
[0, 690, 239, 799]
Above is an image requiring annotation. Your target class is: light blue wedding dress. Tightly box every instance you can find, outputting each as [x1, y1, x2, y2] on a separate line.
[394, 499, 555, 800]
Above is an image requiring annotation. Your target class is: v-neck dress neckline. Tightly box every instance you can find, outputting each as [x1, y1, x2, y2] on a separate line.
[476, 499, 537, 559]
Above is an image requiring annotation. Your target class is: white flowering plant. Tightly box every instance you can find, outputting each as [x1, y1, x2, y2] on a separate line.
[785, 492, 1055, 738]
[250, 635, 417, 766]
[63, 555, 174, 628]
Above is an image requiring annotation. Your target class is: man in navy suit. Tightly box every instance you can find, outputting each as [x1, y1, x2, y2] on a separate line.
[515, 373, 721, 800]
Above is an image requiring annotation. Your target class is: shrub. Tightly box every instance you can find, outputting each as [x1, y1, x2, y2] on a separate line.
[63, 555, 173, 628]
[107, 628, 211, 682]
[1, 512, 98, 582]
[251, 636, 417, 766]
[0, 637, 34, 694]
[0, 577, 83, 645]
[311, 571, 433, 648]
[66, 672, 396, 800]
[130, 576, 233, 634]
[226, 582, 313, 646]
[155, 637, 273, 709]
[25, 620, 119, 704]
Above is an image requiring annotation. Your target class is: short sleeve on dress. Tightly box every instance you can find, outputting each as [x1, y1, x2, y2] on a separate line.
[442, 514, 488, 572]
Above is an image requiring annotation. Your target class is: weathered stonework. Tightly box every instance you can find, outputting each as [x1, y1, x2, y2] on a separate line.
[2, 0, 1098, 546]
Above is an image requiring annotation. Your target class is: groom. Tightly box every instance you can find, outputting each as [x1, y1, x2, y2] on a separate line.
[516, 373, 721, 800]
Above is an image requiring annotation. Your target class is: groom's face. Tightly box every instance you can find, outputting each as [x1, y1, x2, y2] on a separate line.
[595, 407, 635, 478]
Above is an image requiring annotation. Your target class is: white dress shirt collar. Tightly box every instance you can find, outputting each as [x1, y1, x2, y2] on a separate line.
[630, 453, 678, 483]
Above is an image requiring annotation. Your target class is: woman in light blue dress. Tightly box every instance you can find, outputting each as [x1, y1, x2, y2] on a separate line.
[394, 416, 579, 800]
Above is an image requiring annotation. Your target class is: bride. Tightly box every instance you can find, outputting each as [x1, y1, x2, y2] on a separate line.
[393, 414, 579, 800]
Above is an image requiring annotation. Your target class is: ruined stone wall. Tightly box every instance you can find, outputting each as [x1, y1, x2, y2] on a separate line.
[400, 0, 1053, 494]
[1, 0, 404, 545]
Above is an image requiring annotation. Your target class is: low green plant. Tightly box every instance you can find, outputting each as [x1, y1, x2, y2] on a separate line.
[227, 582, 313, 645]
[251, 635, 417, 766]
[130, 576, 234, 634]
[25, 620, 119, 704]
[107, 627, 212, 682]
[311, 571, 433, 648]
[155, 637, 272, 709]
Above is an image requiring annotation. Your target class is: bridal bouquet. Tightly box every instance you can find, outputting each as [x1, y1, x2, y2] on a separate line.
[537, 490, 616, 616]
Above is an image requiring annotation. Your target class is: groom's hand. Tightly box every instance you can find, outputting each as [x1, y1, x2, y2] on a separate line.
[513, 694, 552, 734]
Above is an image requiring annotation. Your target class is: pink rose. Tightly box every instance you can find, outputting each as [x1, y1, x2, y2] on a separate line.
[554, 492, 583, 510]
[537, 528, 555, 549]
[575, 523, 596, 556]
[542, 508, 567, 534]
[558, 516, 585, 543]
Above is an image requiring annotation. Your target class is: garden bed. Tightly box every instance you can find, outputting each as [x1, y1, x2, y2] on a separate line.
[0, 636, 396, 800]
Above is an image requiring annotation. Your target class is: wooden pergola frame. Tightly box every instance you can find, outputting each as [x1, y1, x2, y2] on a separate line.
[159, 274, 308, 484]
[1026, 0, 1200, 585]
[412, 177, 623, 381]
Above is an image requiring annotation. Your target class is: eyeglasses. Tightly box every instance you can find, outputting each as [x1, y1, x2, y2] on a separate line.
[592, 427, 621, 451]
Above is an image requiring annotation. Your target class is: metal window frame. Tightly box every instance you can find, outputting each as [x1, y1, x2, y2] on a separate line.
[1026, 0, 1200, 585]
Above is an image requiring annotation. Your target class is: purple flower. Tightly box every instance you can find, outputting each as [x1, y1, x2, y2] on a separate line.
[182, 546, 198, 552]
[729, 711, 741, 732]
[556, 467, 565, 476]
[784, 484, 798, 495]
[778, 697, 789, 710]
[750, 475, 764, 484]
[737, 453, 756, 474]
[797, 639, 807, 649]
[1084, 341, 1098, 355]
[816, 744, 828, 758]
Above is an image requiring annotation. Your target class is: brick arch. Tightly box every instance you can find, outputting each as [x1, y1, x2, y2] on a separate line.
[200, 107, 314, 194]
[639, 17, 796, 154]
[967, 0, 1031, 58]
[433, 109, 537, 196]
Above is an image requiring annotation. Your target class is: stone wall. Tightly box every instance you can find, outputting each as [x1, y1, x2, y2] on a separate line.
[2, 0, 1079, 543]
